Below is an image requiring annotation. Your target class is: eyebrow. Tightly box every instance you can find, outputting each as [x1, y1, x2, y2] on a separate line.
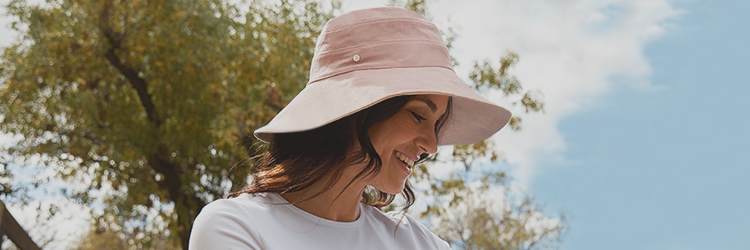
[412, 96, 437, 113]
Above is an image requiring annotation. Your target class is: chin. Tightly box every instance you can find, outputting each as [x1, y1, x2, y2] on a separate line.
[377, 182, 406, 195]
[381, 189, 402, 195]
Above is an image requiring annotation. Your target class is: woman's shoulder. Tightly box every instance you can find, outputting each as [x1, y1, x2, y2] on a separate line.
[196, 193, 278, 218]
[189, 192, 284, 249]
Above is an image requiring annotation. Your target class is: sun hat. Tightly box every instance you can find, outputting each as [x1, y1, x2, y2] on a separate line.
[254, 7, 511, 146]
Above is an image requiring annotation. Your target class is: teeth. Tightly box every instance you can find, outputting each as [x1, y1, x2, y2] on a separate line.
[394, 151, 414, 167]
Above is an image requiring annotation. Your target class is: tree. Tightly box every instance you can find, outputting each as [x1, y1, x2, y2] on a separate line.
[1, 0, 333, 248]
[69, 227, 180, 250]
[1, 0, 563, 249]
[429, 179, 566, 250]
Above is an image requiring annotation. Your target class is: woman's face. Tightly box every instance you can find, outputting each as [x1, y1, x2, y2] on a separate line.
[367, 94, 450, 194]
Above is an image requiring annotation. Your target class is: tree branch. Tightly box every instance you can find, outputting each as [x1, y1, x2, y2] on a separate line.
[100, 2, 161, 128]
[103, 44, 161, 127]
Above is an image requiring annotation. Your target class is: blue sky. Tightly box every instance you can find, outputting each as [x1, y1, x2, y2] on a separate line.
[530, 0, 750, 249]
[341, 1, 750, 249]
[1, 0, 748, 249]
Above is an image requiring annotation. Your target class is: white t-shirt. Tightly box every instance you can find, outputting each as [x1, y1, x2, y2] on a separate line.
[189, 192, 451, 250]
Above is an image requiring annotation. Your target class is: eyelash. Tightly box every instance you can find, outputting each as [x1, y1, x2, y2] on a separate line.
[410, 111, 426, 122]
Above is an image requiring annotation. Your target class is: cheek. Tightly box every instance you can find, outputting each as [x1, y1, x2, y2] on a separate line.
[368, 112, 417, 153]
[373, 126, 407, 151]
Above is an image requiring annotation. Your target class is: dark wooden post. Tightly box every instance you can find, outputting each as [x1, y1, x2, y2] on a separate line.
[0, 200, 41, 250]
[0, 202, 4, 249]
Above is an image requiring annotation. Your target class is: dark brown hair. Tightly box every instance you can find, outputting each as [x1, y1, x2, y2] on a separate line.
[230, 95, 453, 210]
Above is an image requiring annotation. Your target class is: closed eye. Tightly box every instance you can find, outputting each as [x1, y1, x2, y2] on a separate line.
[410, 111, 426, 122]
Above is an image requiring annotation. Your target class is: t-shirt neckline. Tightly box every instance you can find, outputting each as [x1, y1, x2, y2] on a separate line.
[266, 192, 368, 228]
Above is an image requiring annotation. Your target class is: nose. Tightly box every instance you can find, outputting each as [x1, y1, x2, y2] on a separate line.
[415, 127, 439, 155]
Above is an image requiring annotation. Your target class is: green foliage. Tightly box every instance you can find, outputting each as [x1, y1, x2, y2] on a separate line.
[0, 159, 13, 197]
[68, 227, 180, 250]
[431, 183, 567, 250]
[413, 159, 566, 249]
[452, 139, 503, 170]
[470, 52, 522, 95]
[470, 51, 546, 130]
[0, 0, 334, 248]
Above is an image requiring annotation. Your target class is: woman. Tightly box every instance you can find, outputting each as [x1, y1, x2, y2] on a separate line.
[189, 7, 511, 250]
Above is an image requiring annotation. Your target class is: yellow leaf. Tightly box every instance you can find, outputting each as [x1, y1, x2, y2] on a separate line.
[171, 11, 186, 20]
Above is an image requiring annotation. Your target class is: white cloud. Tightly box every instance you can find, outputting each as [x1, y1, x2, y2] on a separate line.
[421, 0, 683, 188]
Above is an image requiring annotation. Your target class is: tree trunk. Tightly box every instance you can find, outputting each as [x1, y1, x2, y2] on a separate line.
[100, 4, 207, 248]
[149, 151, 207, 250]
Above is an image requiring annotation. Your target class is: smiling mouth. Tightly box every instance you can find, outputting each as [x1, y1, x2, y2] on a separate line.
[394, 151, 415, 168]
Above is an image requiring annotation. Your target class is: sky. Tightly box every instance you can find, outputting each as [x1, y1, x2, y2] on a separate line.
[1, 0, 749, 249]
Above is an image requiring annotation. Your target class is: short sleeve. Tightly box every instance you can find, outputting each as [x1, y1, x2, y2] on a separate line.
[188, 199, 264, 250]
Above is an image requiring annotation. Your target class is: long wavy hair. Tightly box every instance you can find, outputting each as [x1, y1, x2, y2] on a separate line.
[229, 95, 453, 210]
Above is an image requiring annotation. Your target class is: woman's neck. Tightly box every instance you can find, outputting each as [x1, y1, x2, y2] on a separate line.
[279, 168, 367, 222]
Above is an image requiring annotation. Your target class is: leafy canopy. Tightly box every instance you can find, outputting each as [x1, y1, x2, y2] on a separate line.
[1, 0, 334, 248]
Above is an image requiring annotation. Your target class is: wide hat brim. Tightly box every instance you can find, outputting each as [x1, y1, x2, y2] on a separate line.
[254, 66, 511, 146]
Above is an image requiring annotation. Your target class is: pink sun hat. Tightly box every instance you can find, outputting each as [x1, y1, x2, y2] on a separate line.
[254, 7, 511, 146]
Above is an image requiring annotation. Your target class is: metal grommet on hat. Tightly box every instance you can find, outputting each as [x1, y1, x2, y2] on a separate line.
[254, 7, 512, 146]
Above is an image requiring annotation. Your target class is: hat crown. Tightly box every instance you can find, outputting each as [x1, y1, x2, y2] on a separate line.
[309, 7, 453, 84]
